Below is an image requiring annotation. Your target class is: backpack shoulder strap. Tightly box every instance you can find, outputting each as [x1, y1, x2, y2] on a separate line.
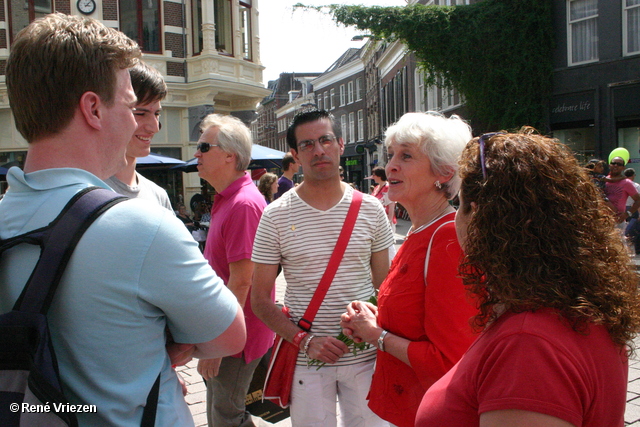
[10, 187, 126, 314]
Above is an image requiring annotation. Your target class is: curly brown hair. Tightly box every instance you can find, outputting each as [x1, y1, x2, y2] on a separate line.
[458, 128, 640, 350]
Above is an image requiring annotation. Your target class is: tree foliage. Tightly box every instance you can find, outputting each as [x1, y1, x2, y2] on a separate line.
[297, 1, 554, 131]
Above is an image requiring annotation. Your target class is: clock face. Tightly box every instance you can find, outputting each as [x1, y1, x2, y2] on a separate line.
[77, 0, 96, 14]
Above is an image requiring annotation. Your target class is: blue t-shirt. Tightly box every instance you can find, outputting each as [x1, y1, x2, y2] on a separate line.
[0, 167, 238, 426]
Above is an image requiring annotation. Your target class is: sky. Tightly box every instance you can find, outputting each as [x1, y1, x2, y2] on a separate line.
[258, 0, 406, 84]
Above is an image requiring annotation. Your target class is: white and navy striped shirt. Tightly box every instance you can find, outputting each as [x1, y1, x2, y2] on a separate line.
[252, 185, 395, 366]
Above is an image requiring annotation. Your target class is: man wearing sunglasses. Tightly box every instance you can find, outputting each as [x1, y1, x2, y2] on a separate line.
[605, 156, 640, 230]
[194, 114, 274, 427]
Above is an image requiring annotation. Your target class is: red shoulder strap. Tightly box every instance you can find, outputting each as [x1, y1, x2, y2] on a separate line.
[298, 190, 363, 331]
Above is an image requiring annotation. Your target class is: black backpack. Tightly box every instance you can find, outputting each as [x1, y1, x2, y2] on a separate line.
[0, 187, 160, 426]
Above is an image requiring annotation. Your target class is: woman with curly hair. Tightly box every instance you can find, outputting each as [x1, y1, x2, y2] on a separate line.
[258, 172, 278, 204]
[417, 129, 640, 427]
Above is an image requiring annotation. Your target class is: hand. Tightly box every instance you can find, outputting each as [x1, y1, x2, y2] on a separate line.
[197, 358, 222, 380]
[166, 342, 195, 366]
[340, 301, 380, 345]
[304, 336, 349, 364]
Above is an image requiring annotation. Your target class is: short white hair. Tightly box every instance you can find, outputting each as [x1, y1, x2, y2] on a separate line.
[384, 112, 472, 199]
[200, 114, 252, 171]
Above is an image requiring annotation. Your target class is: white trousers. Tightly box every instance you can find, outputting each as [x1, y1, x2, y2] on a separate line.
[289, 359, 388, 427]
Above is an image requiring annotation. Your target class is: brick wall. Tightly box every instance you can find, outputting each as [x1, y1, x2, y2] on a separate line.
[55, 0, 71, 15]
[103, 0, 118, 21]
[164, 1, 182, 27]
[165, 32, 184, 58]
[167, 61, 185, 77]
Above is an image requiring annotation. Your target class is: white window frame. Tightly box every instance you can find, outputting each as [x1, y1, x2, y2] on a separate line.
[341, 114, 347, 140]
[624, 0, 640, 56]
[356, 78, 363, 101]
[357, 110, 364, 141]
[567, 0, 599, 66]
[340, 85, 346, 106]
[348, 81, 354, 104]
[349, 112, 355, 143]
[415, 68, 426, 111]
[324, 92, 329, 110]
[330, 89, 335, 110]
[317, 94, 323, 111]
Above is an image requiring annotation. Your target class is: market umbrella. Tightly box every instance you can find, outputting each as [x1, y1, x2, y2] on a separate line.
[173, 145, 287, 172]
[136, 152, 186, 168]
[0, 161, 20, 175]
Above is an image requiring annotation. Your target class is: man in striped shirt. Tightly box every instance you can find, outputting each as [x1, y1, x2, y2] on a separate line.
[251, 110, 394, 426]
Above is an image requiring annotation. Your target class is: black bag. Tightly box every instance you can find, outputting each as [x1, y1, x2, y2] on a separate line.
[0, 187, 135, 426]
[245, 350, 291, 423]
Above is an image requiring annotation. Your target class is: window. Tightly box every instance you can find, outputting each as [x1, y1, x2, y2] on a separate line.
[356, 78, 363, 101]
[324, 92, 329, 111]
[9, 0, 52, 42]
[330, 89, 335, 110]
[624, 0, 640, 55]
[240, 0, 252, 60]
[348, 81, 354, 104]
[349, 112, 355, 143]
[317, 94, 323, 111]
[415, 69, 426, 111]
[215, 0, 233, 54]
[340, 85, 346, 106]
[568, 0, 598, 65]
[120, 0, 161, 53]
[192, 0, 203, 54]
[553, 127, 595, 164]
[357, 110, 364, 141]
[341, 115, 347, 140]
[442, 86, 451, 109]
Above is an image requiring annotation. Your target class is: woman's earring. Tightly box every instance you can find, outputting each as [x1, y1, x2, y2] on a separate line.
[435, 181, 442, 189]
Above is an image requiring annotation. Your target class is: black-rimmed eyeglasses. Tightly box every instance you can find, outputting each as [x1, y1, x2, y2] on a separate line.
[196, 142, 219, 153]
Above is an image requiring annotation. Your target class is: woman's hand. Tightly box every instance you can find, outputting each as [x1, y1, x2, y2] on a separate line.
[340, 300, 381, 345]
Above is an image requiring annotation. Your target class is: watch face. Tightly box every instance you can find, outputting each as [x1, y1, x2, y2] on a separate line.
[77, 0, 96, 14]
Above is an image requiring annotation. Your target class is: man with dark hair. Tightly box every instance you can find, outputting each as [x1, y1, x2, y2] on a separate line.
[274, 152, 299, 199]
[105, 61, 173, 210]
[251, 109, 394, 426]
[1, 13, 245, 426]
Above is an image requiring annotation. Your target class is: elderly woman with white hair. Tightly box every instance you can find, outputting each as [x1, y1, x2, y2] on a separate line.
[341, 112, 479, 427]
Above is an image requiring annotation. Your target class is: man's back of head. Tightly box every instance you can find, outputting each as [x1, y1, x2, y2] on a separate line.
[6, 13, 140, 143]
[282, 152, 296, 172]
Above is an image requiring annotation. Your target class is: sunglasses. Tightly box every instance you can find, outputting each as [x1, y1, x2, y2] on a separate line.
[610, 161, 625, 167]
[478, 132, 503, 180]
[196, 142, 219, 153]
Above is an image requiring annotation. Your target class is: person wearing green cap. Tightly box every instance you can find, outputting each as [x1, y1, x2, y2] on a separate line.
[605, 155, 640, 232]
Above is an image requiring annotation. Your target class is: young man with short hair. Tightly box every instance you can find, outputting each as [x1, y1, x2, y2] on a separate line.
[251, 110, 394, 426]
[0, 14, 245, 426]
[274, 152, 299, 199]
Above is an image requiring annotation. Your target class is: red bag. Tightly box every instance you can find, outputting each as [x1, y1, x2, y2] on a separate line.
[262, 307, 298, 408]
[262, 191, 364, 409]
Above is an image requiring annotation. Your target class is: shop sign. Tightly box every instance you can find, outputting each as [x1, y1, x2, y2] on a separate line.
[550, 91, 594, 124]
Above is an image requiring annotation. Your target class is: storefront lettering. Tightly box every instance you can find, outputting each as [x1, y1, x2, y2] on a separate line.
[551, 101, 591, 114]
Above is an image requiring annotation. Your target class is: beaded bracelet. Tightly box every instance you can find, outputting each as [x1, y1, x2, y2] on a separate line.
[303, 334, 315, 356]
[292, 330, 308, 348]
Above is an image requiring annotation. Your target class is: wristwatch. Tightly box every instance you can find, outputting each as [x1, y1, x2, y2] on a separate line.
[377, 330, 389, 352]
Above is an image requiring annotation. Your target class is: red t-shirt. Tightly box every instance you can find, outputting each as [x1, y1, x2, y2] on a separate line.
[417, 309, 628, 426]
[367, 213, 478, 426]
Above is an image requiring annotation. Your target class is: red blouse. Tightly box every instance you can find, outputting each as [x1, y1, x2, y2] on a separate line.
[367, 212, 478, 427]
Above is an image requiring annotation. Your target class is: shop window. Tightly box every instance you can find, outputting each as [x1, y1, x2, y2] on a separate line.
[619, 126, 640, 175]
[624, 0, 640, 56]
[120, 0, 161, 53]
[552, 126, 595, 164]
[568, 0, 598, 65]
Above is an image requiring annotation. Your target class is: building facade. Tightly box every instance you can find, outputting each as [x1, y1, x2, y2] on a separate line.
[0, 0, 270, 204]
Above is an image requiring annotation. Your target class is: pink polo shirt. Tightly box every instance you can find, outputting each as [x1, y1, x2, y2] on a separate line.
[204, 172, 275, 363]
